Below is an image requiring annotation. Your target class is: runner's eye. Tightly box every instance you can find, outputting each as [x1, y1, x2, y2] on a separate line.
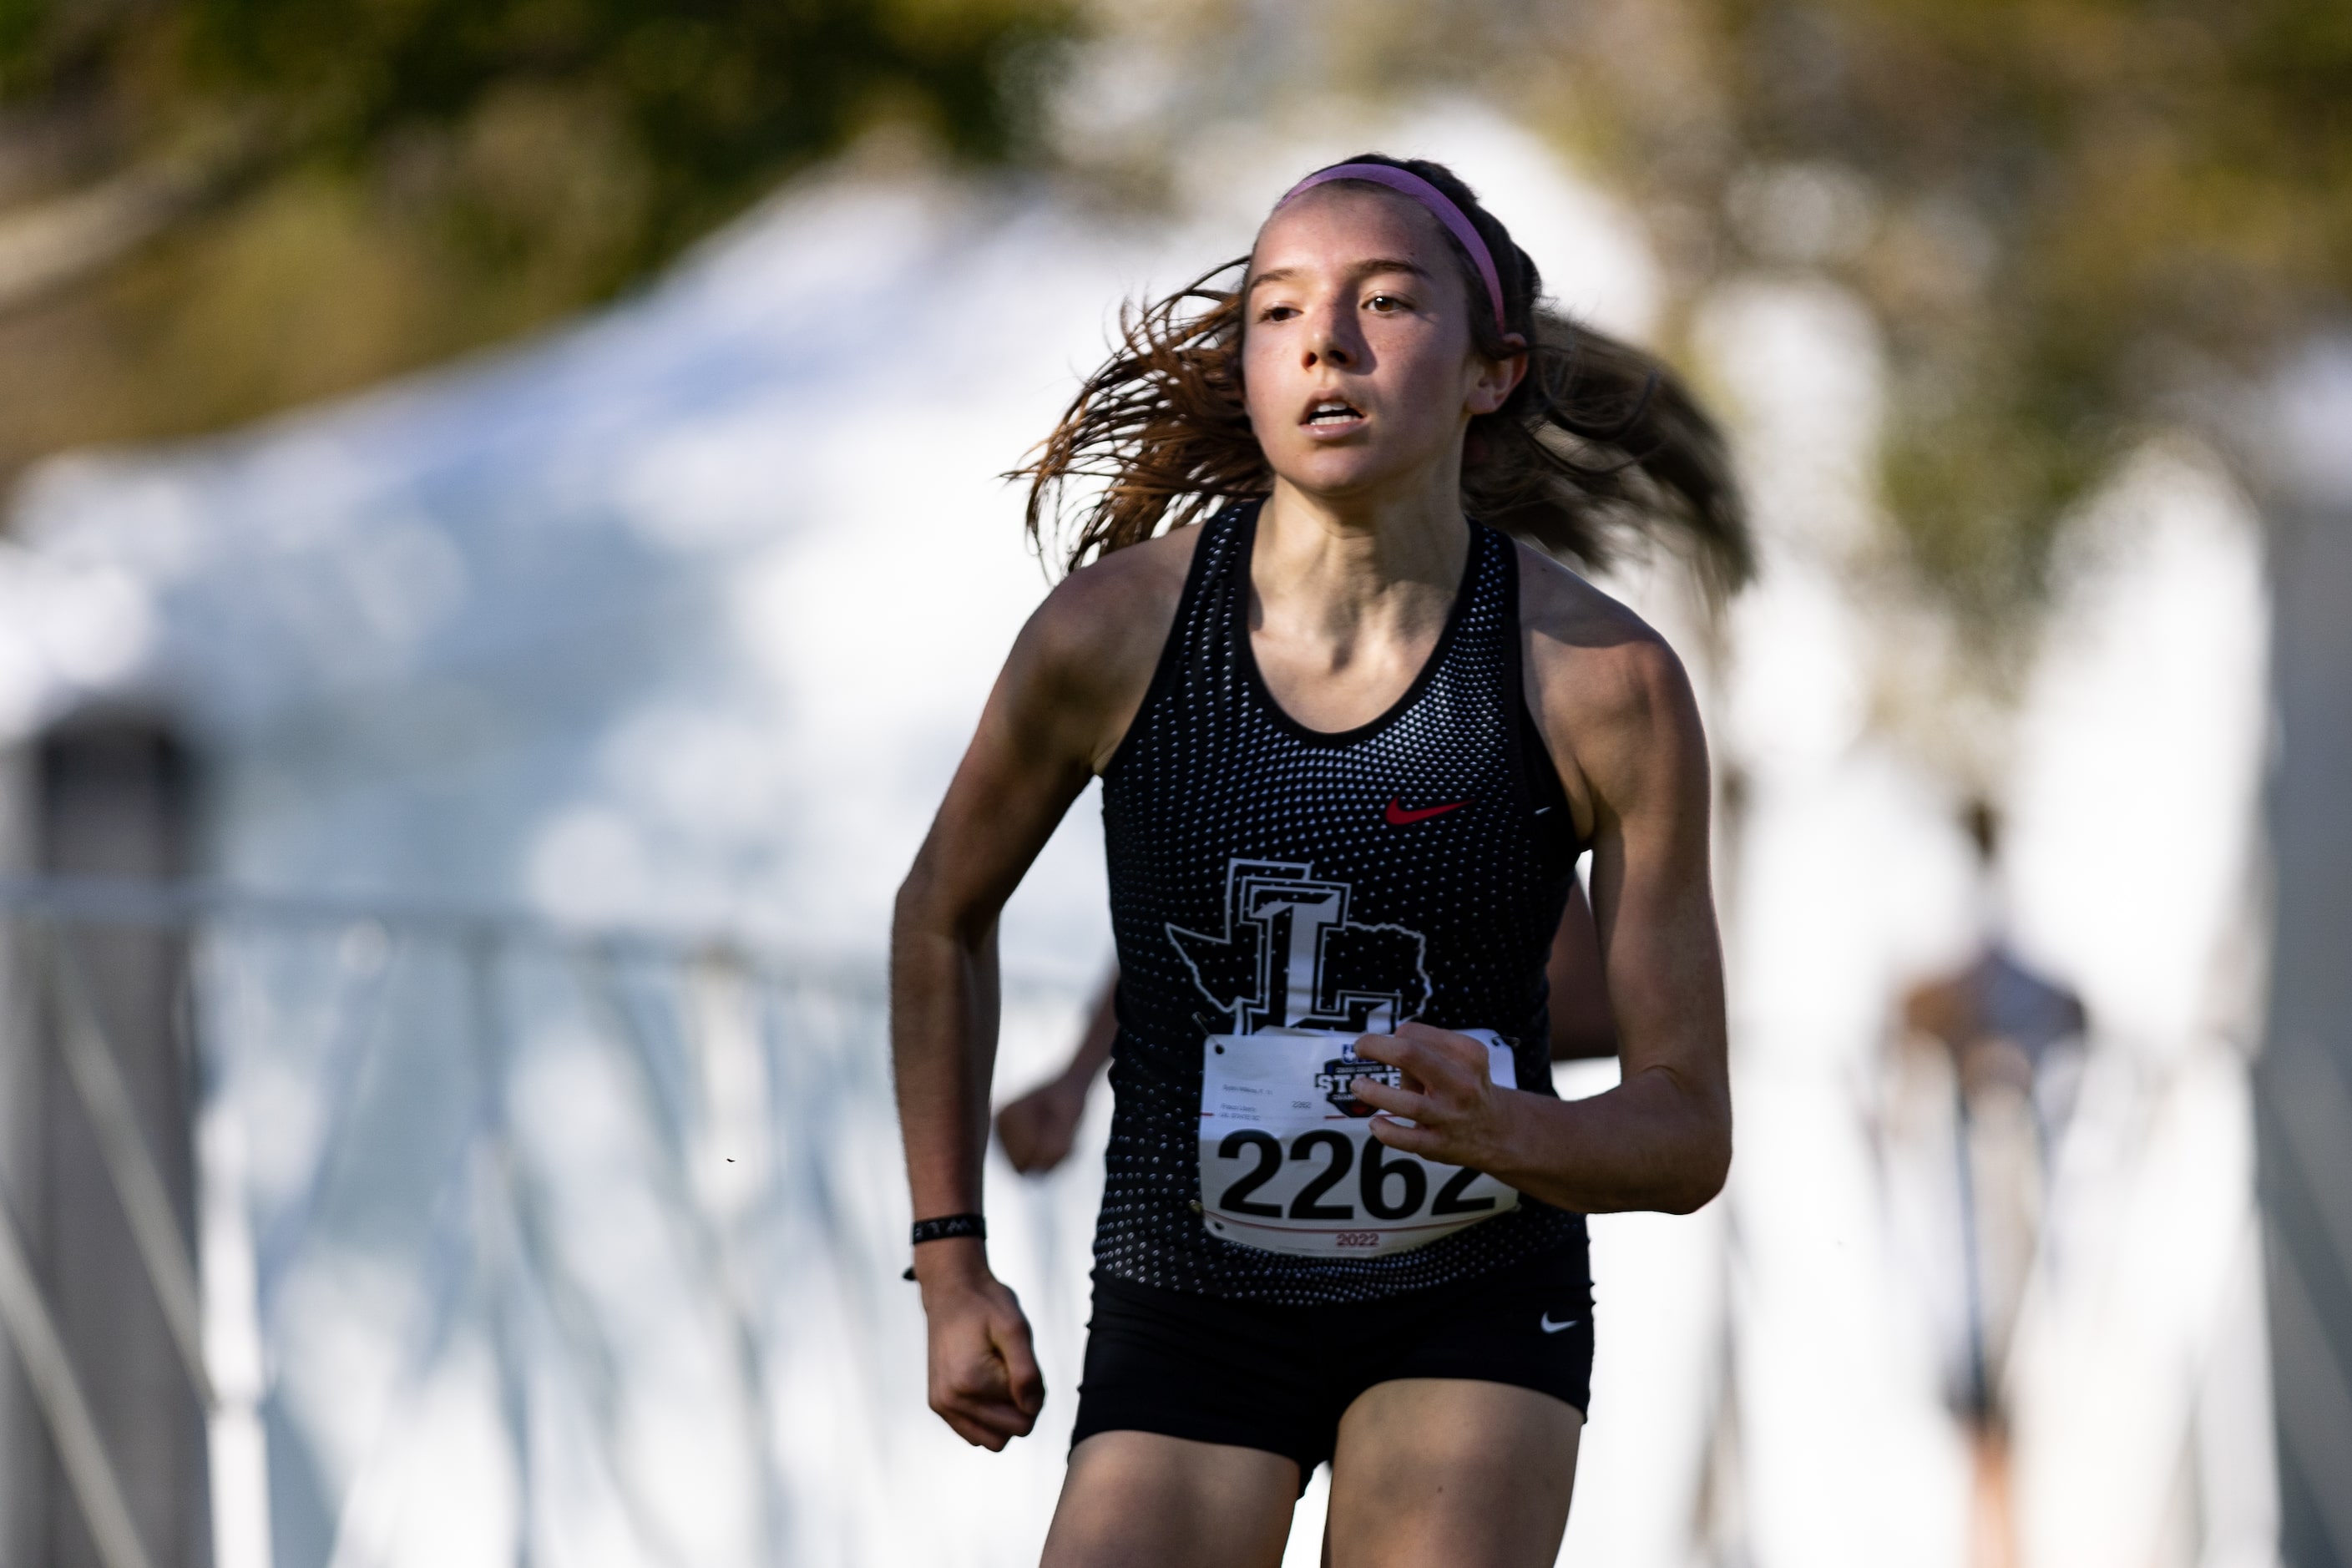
[1365, 293, 1409, 313]
[1257, 302, 1300, 322]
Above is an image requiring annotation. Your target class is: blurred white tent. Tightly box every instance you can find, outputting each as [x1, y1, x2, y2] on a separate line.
[5, 165, 1154, 1568]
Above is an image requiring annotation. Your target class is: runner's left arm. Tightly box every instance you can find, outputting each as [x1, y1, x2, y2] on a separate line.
[1353, 584, 1729, 1214]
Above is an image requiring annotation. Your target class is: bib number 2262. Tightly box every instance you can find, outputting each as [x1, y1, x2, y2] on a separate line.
[1198, 1028, 1520, 1257]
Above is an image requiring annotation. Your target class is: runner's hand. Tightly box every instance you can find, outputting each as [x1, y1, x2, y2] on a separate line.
[915, 1244, 1044, 1449]
[1350, 1023, 1520, 1171]
[996, 1078, 1087, 1174]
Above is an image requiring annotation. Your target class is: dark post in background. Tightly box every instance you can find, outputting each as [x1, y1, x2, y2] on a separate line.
[2260, 497, 2352, 1568]
[0, 715, 210, 1567]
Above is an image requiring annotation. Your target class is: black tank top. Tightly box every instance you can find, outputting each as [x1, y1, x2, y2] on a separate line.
[1095, 500, 1591, 1302]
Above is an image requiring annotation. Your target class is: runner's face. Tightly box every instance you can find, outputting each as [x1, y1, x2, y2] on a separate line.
[1242, 189, 1520, 503]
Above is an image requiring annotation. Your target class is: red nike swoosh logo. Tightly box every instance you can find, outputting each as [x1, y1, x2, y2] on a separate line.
[1384, 797, 1466, 826]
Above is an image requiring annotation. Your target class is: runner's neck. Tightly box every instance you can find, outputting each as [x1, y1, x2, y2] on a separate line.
[1251, 485, 1471, 660]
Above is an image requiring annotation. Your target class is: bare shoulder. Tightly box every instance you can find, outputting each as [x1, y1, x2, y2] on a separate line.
[1020, 523, 1199, 680]
[1008, 524, 1203, 771]
[1514, 543, 1707, 813]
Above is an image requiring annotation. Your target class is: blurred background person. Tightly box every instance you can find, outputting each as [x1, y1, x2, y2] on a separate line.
[1881, 801, 2087, 1568]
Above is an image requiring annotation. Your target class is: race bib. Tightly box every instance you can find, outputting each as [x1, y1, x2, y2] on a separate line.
[1199, 1027, 1520, 1257]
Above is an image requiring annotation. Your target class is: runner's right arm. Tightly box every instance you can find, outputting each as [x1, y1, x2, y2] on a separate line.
[892, 529, 1194, 1449]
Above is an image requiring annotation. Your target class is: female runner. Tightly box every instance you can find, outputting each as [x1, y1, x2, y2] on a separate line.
[893, 154, 1747, 1567]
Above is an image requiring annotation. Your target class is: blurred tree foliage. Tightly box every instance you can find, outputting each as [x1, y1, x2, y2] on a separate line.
[1515, 0, 2352, 663]
[0, 0, 1068, 486]
[7, 0, 2344, 690]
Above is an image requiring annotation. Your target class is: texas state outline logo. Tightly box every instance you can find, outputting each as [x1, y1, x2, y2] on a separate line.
[1166, 858, 1432, 1037]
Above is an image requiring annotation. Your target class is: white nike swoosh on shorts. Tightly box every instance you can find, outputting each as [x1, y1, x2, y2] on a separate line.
[1540, 1313, 1579, 1334]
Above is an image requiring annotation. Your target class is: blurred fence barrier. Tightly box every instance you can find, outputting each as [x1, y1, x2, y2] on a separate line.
[0, 875, 1082, 1568]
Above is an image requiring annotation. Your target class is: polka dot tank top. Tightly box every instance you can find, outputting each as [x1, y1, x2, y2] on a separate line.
[1094, 500, 1591, 1302]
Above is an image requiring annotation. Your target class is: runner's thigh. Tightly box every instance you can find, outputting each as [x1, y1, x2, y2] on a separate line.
[1041, 1430, 1298, 1568]
[1324, 1379, 1581, 1568]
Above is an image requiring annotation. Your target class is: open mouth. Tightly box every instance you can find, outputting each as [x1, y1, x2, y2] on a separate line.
[1303, 398, 1363, 427]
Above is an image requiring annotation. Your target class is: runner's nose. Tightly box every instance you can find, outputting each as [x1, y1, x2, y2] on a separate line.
[1307, 300, 1359, 370]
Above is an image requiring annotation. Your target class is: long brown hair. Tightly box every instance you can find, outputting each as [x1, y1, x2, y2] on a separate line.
[1017, 154, 1752, 592]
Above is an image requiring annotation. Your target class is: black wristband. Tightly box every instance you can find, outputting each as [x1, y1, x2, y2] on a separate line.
[910, 1213, 986, 1247]
[903, 1213, 986, 1280]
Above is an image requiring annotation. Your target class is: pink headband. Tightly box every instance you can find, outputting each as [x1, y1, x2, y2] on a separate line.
[1277, 163, 1510, 336]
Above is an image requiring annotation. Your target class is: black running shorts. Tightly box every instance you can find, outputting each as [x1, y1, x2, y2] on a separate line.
[1069, 1245, 1594, 1486]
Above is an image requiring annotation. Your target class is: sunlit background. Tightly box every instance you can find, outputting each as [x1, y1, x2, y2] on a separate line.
[1, 3, 2347, 1565]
